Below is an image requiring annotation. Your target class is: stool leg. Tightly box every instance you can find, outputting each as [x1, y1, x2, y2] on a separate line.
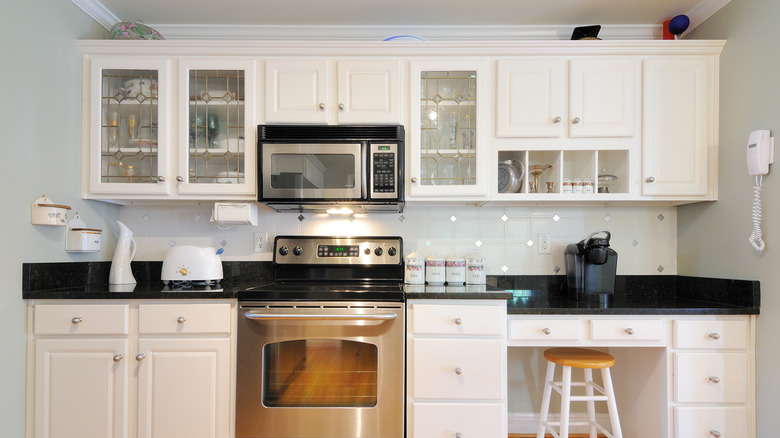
[560, 365, 572, 438]
[601, 367, 623, 438]
[583, 368, 597, 438]
[537, 361, 556, 438]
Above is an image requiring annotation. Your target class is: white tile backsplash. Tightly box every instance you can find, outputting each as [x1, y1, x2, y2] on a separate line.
[119, 204, 678, 275]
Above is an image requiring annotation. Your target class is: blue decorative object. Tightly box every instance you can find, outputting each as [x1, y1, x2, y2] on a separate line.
[383, 35, 426, 41]
[668, 15, 690, 38]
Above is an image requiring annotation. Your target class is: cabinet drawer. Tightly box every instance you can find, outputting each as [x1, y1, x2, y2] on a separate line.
[411, 338, 503, 400]
[675, 352, 747, 403]
[411, 304, 503, 336]
[508, 319, 581, 341]
[34, 304, 129, 335]
[675, 406, 748, 438]
[674, 320, 748, 349]
[590, 319, 665, 341]
[410, 402, 503, 438]
[138, 303, 231, 335]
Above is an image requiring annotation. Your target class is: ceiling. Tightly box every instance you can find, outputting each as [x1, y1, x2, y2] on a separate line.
[77, 0, 728, 39]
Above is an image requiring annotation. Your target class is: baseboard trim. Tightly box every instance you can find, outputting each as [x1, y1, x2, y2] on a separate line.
[509, 412, 612, 434]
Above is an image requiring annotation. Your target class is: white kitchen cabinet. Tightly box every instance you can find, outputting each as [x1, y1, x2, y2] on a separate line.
[642, 56, 715, 197]
[264, 58, 401, 124]
[82, 54, 257, 201]
[28, 300, 235, 438]
[408, 59, 490, 199]
[497, 57, 635, 138]
[406, 300, 507, 438]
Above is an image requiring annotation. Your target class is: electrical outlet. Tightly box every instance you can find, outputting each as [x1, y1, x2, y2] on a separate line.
[253, 232, 268, 253]
[538, 233, 552, 254]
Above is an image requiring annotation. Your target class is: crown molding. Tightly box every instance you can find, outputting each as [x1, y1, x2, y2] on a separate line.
[70, 0, 118, 30]
[682, 0, 731, 37]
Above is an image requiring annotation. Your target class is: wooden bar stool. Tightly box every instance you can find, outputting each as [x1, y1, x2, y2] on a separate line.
[537, 347, 623, 438]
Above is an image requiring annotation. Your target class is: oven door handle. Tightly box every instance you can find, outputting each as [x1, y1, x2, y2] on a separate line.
[244, 311, 398, 321]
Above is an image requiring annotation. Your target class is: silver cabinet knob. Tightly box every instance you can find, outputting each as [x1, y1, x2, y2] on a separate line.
[157, 176, 166, 182]
[113, 354, 123, 362]
[176, 176, 184, 182]
[645, 177, 656, 183]
[542, 327, 551, 335]
[625, 328, 635, 335]
[319, 103, 326, 111]
[411, 177, 418, 183]
[710, 430, 721, 438]
[709, 332, 721, 340]
[135, 354, 146, 361]
[177, 316, 186, 324]
[709, 376, 721, 384]
[572, 117, 581, 124]
[454, 367, 463, 375]
[71, 317, 83, 324]
[454, 317, 462, 325]
[455, 433, 463, 438]
[338, 103, 345, 111]
[553, 116, 562, 124]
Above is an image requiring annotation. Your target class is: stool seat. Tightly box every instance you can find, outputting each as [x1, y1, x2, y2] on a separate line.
[543, 347, 615, 369]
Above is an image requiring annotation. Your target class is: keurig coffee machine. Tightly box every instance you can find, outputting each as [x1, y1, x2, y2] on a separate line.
[564, 231, 617, 305]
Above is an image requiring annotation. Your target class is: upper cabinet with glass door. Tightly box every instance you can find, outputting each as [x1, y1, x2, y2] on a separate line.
[408, 60, 489, 199]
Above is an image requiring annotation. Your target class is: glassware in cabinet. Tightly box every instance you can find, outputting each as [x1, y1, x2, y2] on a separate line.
[596, 150, 629, 194]
[527, 151, 561, 194]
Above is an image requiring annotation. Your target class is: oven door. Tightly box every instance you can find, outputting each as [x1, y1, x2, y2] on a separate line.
[261, 143, 364, 200]
[236, 301, 404, 438]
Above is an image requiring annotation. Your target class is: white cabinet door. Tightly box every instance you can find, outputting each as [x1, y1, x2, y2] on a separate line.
[34, 338, 128, 438]
[410, 402, 504, 438]
[569, 58, 635, 138]
[337, 60, 401, 123]
[642, 57, 713, 196]
[265, 59, 329, 123]
[675, 406, 748, 438]
[675, 352, 747, 403]
[136, 338, 231, 438]
[496, 59, 565, 137]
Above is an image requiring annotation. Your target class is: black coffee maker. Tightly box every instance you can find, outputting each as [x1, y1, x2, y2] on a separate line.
[564, 231, 618, 305]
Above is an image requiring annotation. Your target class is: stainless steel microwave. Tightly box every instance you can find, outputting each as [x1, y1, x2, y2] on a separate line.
[258, 125, 405, 213]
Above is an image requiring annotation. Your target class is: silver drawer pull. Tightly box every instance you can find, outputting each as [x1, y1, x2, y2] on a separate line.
[112, 354, 123, 362]
[542, 328, 551, 335]
[572, 117, 581, 124]
[645, 176, 656, 183]
[454, 317, 463, 325]
[710, 430, 721, 437]
[625, 328, 635, 335]
[319, 103, 326, 111]
[177, 316, 186, 324]
[71, 317, 83, 324]
[455, 433, 463, 438]
[454, 367, 463, 375]
[136, 354, 146, 361]
[709, 376, 721, 384]
[709, 332, 721, 340]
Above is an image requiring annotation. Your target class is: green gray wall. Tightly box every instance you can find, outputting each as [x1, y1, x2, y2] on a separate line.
[683, 0, 780, 434]
[0, 1, 114, 436]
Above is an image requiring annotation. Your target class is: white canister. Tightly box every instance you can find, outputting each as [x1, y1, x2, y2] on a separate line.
[425, 255, 446, 284]
[445, 254, 466, 284]
[465, 254, 486, 285]
[30, 195, 71, 226]
[66, 228, 102, 252]
[404, 251, 425, 284]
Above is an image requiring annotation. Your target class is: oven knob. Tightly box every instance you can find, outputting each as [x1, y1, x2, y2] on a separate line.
[278, 246, 289, 256]
[388, 247, 397, 256]
[374, 247, 383, 256]
[293, 246, 303, 256]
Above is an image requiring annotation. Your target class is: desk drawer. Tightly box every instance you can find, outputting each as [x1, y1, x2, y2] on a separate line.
[590, 319, 665, 341]
[411, 303, 503, 336]
[411, 338, 503, 400]
[675, 352, 747, 403]
[410, 402, 503, 438]
[674, 320, 748, 350]
[508, 319, 581, 341]
[34, 304, 129, 335]
[675, 406, 748, 437]
[138, 303, 231, 335]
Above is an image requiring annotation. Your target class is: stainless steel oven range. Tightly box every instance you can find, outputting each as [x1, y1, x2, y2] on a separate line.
[236, 236, 404, 438]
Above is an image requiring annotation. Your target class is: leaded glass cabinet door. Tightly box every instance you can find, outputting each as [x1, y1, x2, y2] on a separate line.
[177, 59, 256, 196]
[87, 57, 170, 195]
[409, 60, 489, 198]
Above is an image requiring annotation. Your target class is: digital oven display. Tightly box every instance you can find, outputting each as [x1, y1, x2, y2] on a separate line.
[317, 245, 360, 257]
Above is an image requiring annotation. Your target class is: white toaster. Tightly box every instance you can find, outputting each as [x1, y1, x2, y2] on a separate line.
[161, 245, 224, 285]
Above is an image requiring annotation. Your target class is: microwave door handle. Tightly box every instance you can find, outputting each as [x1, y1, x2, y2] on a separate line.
[244, 312, 398, 321]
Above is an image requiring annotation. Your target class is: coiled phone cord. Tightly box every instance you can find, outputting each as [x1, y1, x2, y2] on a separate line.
[750, 175, 766, 252]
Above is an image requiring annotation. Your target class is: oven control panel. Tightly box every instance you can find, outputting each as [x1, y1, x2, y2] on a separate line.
[274, 236, 402, 265]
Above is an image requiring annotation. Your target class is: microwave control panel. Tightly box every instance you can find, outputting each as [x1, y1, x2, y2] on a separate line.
[370, 143, 398, 199]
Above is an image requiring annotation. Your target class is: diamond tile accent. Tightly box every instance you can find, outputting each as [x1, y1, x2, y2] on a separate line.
[526, 240, 535, 247]
[450, 215, 457, 223]
[657, 214, 665, 222]
[398, 215, 406, 222]
[142, 214, 150, 222]
[348, 214, 356, 222]
[604, 214, 613, 222]
[433, 94, 443, 104]
[475, 240, 483, 247]
[553, 214, 560, 222]
[194, 214, 202, 222]
[424, 240, 432, 247]
[553, 265, 560, 273]
[632, 240, 639, 247]
[657, 265, 665, 273]
[168, 240, 176, 247]
[455, 95, 464, 104]
[500, 214, 509, 222]
[501, 265, 508, 272]
[298, 214, 305, 222]
[220, 240, 228, 247]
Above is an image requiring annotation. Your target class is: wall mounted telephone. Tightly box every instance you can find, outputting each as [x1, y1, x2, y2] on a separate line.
[747, 130, 774, 251]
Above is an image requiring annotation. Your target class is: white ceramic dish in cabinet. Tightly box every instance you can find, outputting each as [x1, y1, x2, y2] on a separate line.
[138, 303, 231, 335]
[673, 320, 749, 349]
[34, 304, 129, 336]
[410, 303, 503, 336]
